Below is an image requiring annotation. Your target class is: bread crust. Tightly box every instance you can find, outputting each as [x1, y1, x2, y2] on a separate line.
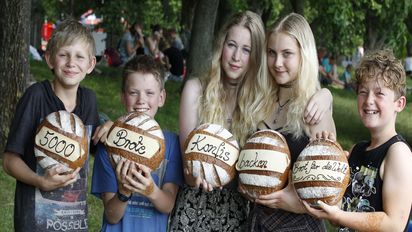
[34, 111, 88, 172]
[292, 138, 350, 206]
[106, 112, 165, 170]
[183, 123, 240, 187]
[237, 130, 291, 196]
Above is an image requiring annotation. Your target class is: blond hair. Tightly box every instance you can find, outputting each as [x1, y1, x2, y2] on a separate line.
[46, 18, 96, 61]
[198, 11, 273, 146]
[267, 13, 320, 138]
[122, 55, 166, 92]
[355, 49, 406, 99]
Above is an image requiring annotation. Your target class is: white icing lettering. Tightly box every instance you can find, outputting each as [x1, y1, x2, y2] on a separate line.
[292, 160, 348, 183]
[185, 134, 239, 166]
[236, 149, 290, 172]
[35, 127, 82, 162]
[106, 126, 160, 159]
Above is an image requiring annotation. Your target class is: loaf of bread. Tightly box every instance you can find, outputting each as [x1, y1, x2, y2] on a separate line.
[292, 138, 350, 206]
[105, 112, 165, 170]
[183, 123, 240, 187]
[236, 130, 291, 196]
[34, 110, 88, 173]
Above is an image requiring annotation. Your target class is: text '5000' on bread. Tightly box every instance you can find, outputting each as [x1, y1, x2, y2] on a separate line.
[292, 138, 350, 207]
[105, 112, 165, 170]
[183, 123, 240, 187]
[236, 130, 291, 197]
[34, 110, 88, 173]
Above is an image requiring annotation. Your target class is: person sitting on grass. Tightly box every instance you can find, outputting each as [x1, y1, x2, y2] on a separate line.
[91, 54, 183, 232]
[303, 49, 412, 232]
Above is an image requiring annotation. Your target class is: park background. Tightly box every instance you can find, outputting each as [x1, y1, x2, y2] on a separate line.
[1, 0, 412, 231]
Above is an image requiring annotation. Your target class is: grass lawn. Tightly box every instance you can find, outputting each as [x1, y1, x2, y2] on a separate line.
[0, 61, 411, 231]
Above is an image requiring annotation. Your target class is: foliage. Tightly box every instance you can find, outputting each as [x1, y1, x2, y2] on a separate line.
[39, 0, 97, 22]
[308, 0, 412, 57]
[308, 0, 364, 56]
[95, 0, 182, 37]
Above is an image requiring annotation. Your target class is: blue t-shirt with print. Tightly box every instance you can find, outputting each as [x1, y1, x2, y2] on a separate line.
[91, 131, 183, 232]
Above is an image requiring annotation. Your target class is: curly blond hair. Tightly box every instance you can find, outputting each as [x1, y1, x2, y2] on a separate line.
[355, 49, 406, 99]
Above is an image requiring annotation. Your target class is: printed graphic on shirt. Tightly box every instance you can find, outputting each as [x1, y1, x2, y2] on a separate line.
[126, 159, 168, 218]
[34, 125, 92, 231]
[342, 165, 377, 213]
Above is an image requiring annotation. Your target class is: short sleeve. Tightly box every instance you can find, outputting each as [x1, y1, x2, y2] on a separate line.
[163, 132, 184, 186]
[91, 143, 118, 198]
[5, 84, 43, 155]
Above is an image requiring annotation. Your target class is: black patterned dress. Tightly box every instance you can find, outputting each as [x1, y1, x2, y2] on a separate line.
[169, 181, 249, 232]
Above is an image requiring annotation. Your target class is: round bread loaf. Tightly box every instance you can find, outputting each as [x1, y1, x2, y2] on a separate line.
[236, 130, 291, 196]
[105, 112, 165, 170]
[292, 138, 350, 206]
[34, 110, 88, 173]
[183, 123, 240, 187]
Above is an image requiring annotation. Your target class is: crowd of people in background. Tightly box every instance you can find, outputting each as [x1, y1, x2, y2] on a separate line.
[101, 21, 186, 82]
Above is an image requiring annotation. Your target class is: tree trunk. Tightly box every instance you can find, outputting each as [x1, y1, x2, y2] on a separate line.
[162, 0, 171, 22]
[363, 10, 385, 51]
[180, 0, 197, 31]
[186, 0, 219, 78]
[290, 0, 305, 16]
[0, 0, 30, 153]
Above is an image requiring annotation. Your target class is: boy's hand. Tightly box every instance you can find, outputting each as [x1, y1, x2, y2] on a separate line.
[39, 165, 80, 191]
[314, 131, 336, 141]
[92, 120, 114, 145]
[124, 163, 157, 197]
[302, 200, 340, 225]
[115, 158, 133, 196]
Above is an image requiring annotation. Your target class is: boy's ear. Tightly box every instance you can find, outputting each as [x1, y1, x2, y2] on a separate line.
[86, 56, 97, 74]
[158, 89, 166, 107]
[44, 53, 54, 70]
[395, 96, 406, 113]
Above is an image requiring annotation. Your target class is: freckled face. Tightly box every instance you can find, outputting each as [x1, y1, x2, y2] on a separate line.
[267, 32, 300, 85]
[46, 42, 96, 89]
[357, 79, 399, 131]
[221, 25, 252, 80]
[121, 72, 165, 117]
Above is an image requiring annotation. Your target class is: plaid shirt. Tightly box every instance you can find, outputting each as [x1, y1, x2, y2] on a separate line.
[246, 203, 326, 232]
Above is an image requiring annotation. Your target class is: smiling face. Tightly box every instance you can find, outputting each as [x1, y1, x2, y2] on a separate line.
[221, 25, 252, 80]
[121, 72, 165, 117]
[267, 32, 301, 85]
[46, 41, 96, 89]
[357, 78, 404, 132]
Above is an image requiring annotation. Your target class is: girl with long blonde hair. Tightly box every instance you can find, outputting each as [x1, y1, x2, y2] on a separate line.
[245, 13, 336, 231]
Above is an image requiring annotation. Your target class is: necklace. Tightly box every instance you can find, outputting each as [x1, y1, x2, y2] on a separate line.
[273, 98, 291, 124]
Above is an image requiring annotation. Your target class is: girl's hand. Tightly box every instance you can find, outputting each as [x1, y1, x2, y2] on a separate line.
[304, 88, 332, 125]
[183, 168, 215, 192]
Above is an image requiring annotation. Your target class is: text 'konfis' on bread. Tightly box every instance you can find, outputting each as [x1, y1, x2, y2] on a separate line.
[292, 138, 350, 207]
[236, 130, 291, 197]
[105, 111, 165, 170]
[34, 110, 88, 173]
[184, 123, 240, 187]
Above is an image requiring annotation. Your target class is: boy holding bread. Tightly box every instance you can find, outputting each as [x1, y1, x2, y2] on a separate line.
[304, 49, 412, 231]
[91, 54, 183, 232]
[3, 18, 99, 232]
